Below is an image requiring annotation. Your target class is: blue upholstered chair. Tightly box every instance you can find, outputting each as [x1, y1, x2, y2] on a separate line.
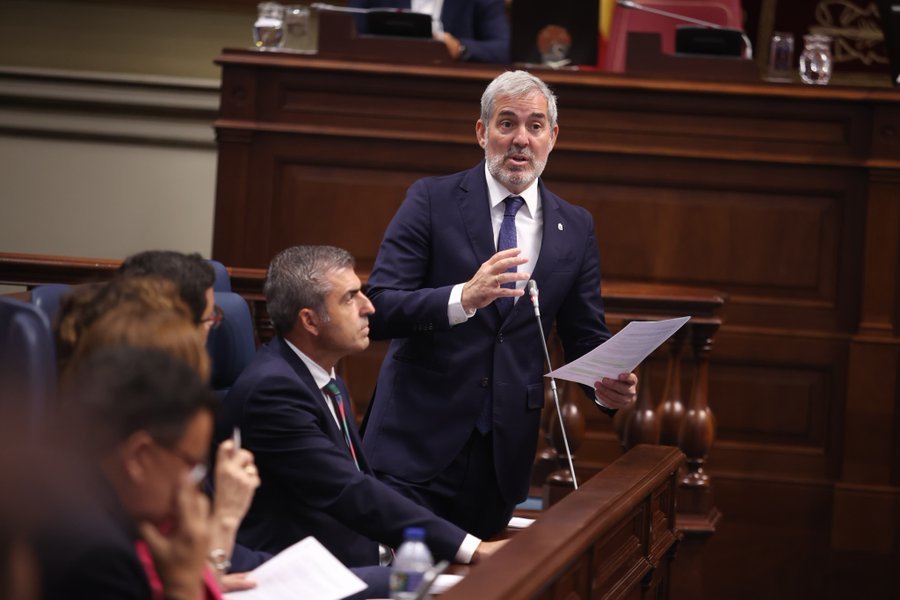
[30, 283, 72, 326]
[207, 291, 256, 396]
[209, 260, 232, 293]
[0, 296, 57, 437]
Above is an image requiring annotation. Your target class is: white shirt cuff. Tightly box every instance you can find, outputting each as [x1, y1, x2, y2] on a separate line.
[455, 534, 481, 564]
[594, 391, 611, 410]
[448, 283, 476, 326]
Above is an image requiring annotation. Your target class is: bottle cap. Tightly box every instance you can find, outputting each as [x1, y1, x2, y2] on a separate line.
[403, 527, 426, 541]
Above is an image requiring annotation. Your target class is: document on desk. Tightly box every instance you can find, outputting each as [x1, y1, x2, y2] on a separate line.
[223, 536, 366, 600]
[545, 317, 690, 386]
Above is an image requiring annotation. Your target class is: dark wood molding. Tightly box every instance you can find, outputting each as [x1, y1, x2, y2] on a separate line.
[443, 445, 683, 600]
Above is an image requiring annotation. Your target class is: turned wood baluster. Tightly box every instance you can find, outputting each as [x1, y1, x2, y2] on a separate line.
[531, 382, 560, 488]
[543, 395, 585, 506]
[531, 334, 566, 488]
[677, 322, 718, 489]
[657, 326, 688, 446]
[619, 360, 659, 449]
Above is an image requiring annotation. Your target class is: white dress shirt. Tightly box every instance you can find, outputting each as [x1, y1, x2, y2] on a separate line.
[448, 165, 542, 325]
[411, 0, 445, 35]
[282, 338, 481, 562]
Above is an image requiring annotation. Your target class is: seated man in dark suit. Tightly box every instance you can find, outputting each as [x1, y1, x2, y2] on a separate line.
[36, 347, 217, 599]
[215, 245, 503, 568]
[348, 0, 510, 63]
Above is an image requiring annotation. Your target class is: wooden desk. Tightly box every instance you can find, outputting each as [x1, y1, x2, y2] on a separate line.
[442, 445, 683, 600]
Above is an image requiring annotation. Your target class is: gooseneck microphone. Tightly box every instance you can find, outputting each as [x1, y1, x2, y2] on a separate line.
[527, 280, 578, 490]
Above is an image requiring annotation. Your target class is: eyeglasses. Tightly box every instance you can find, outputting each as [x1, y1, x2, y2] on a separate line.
[201, 305, 224, 331]
[161, 444, 209, 485]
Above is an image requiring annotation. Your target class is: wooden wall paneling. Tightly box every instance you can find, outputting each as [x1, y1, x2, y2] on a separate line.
[540, 82, 874, 164]
[858, 170, 900, 336]
[707, 329, 850, 480]
[702, 475, 833, 599]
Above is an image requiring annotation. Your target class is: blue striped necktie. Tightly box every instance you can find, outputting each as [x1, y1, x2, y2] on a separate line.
[494, 195, 525, 317]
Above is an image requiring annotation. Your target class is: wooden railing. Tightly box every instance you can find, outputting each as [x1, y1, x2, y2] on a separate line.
[443, 444, 684, 600]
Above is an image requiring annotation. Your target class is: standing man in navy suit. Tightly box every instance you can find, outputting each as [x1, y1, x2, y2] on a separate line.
[363, 70, 639, 539]
[348, 0, 510, 63]
[216, 246, 502, 572]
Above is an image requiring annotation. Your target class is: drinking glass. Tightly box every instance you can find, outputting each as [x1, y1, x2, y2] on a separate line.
[767, 32, 794, 82]
[799, 34, 833, 85]
[284, 5, 316, 52]
[254, 2, 285, 51]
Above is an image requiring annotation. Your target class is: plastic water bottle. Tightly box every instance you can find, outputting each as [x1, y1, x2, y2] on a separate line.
[390, 527, 434, 599]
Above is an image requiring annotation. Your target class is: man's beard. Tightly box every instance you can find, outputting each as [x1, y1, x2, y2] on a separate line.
[486, 146, 547, 191]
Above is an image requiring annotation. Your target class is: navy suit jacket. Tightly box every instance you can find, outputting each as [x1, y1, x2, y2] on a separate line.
[348, 0, 510, 63]
[364, 162, 611, 505]
[216, 337, 467, 568]
[35, 474, 152, 599]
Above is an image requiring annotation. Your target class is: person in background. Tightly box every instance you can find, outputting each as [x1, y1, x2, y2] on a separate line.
[215, 245, 504, 578]
[36, 347, 218, 599]
[63, 289, 261, 595]
[55, 276, 183, 375]
[363, 70, 638, 540]
[348, 0, 510, 63]
[118, 250, 220, 340]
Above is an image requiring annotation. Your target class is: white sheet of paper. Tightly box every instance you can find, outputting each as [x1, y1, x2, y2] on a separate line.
[545, 317, 690, 386]
[431, 574, 464, 595]
[507, 516, 535, 528]
[223, 536, 367, 600]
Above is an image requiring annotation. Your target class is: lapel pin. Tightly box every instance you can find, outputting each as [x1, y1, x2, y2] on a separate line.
[558, 222, 564, 231]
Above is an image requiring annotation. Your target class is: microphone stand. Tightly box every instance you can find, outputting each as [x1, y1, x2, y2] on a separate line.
[527, 281, 578, 490]
[615, 0, 753, 58]
[309, 2, 369, 14]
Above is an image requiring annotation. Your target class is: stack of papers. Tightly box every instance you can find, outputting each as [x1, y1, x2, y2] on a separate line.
[223, 537, 366, 600]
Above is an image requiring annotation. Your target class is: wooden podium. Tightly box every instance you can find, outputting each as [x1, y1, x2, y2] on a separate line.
[315, 8, 451, 65]
[625, 31, 759, 82]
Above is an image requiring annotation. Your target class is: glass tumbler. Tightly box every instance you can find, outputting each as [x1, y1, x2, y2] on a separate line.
[767, 32, 794, 82]
[284, 5, 315, 52]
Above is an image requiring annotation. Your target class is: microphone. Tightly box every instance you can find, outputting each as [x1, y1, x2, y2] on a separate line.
[527, 279, 540, 318]
[615, 0, 753, 58]
[527, 280, 578, 490]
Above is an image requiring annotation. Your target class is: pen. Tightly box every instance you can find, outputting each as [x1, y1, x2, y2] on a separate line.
[232, 426, 241, 450]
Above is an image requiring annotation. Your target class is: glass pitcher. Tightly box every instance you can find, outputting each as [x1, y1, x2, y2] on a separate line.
[799, 34, 833, 85]
[254, 2, 285, 51]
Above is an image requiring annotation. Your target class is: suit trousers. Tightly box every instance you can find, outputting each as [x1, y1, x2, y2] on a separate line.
[376, 429, 514, 540]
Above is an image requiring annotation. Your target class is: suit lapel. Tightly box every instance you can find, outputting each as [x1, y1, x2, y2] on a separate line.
[457, 162, 496, 268]
[530, 179, 563, 283]
[274, 338, 371, 472]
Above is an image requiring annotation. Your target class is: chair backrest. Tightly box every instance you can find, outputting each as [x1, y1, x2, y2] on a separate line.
[604, 0, 742, 72]
[30, 283, 72, 326]
[207, 291, 256, 396]
[209, 260, 232, 293]
[0, 296, 57, 437]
